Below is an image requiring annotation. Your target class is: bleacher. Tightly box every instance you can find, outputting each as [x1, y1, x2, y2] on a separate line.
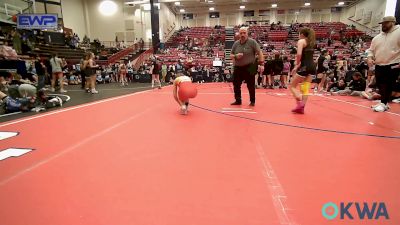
[32, 43, 85, 62]
[166, 26, 225, 48]
[157, 22, 369, 69]
[239, 25, 289, 41]
[32, 42, 141, 66]
[158, 26, 226, 67]
[154, 48, 224, 67]
[297, 22, 365, 39]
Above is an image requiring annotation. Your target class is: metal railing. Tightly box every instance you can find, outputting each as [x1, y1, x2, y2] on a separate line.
[108, 45, 135, 64]
[95, 45, 135, 65]
[100, 41, 136, 48]
[347, 16, 380, 37]
[133, 48, 154, 70]
[100, 41, 152, 50]
[162, 24, 177, 42]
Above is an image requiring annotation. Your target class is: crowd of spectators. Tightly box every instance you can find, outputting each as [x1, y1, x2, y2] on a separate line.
[1, 21, 399, 115]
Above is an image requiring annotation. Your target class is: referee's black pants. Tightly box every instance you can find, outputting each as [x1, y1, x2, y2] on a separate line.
[375, 64, 399, 104]
[80, 71, 86, 89]
[233, 64, 256, 103]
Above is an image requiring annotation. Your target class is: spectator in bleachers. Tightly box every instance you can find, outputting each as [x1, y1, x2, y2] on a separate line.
[65, 33, 72, 48]
[139, 38, 144, 51]
[271, 22, 276, 31]
[73, 33, 80, 47]
[186, 56, 194, 63]
[11, 29, 22, 55]
[158, 22, 369, 92]
[0, 41, 18, 60]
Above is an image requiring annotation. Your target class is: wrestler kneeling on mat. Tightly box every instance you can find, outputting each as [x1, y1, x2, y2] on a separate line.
[173, 73, 197, 115]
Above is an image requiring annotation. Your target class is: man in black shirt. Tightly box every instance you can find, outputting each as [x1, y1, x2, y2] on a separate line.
[272, 53, 283, 88]
[316, 50, 329, 91]
[34, 55, 46, 90]
[263, 58, 274, 88]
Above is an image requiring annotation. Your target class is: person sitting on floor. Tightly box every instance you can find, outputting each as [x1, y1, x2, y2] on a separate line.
[327, 77, 347, 93]
[332, 72, 366, 96]
[0, 90, 36, 113]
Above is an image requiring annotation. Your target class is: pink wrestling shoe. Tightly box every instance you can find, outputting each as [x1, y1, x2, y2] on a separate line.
[291, 101, 305, 114]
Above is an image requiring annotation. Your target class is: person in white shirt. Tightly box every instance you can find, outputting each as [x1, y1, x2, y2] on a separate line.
[366, 16, 400, 112]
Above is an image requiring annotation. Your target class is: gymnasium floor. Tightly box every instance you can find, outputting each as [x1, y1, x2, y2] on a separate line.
[0, 82, 399, 225]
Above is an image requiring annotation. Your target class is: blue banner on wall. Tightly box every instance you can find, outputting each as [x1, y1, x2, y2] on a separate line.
[17, 14, 58, 30]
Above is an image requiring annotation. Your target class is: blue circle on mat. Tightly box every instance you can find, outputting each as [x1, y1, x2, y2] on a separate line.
[322, 202, 339, 220]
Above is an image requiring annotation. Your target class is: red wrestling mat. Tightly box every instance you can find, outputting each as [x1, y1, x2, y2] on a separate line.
[0, 83, 399, 225]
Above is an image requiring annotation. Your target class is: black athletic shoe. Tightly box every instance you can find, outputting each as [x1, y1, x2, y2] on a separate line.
[231, 101, 242, 105]
[249, 102, 255, 106]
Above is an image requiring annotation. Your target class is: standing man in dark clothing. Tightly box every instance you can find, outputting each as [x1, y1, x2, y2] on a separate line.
[79, 56, 86, 89]
[316, 50, 330, 91]
[272, 53, 284, 88]
[366, 16, 400, 112]
[230, 27, 264, 106]
[139, 38, 144, 52]
[34, 55, 46, 90]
